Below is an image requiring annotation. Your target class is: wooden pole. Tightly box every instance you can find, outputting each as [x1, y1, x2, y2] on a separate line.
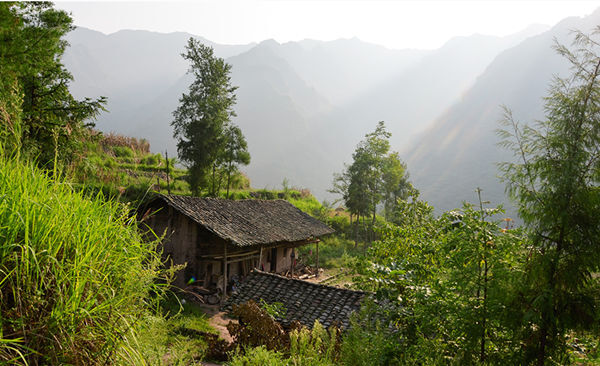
[258, 246, 263, 270]
[165, 150, 171, 195]
[291, 248, 295, 277]
[316, 241, 319, 278]
[222, 243, 228, 305]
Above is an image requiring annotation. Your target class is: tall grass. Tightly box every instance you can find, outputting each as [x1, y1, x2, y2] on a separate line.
[0, 155, 163, 364]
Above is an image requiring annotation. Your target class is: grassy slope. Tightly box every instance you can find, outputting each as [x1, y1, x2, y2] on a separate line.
[0, 154, 163, 364]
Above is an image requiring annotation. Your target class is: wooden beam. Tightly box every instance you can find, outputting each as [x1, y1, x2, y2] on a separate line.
[226, 255, 259, 264]
[205, 250, 259, 260]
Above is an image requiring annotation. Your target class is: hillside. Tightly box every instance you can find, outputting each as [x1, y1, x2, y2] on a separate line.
[404, 9, 600, 217]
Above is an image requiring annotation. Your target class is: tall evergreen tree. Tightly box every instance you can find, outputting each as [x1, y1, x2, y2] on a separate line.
[498, 28, 600, 364]
[171, 38, 239, 196]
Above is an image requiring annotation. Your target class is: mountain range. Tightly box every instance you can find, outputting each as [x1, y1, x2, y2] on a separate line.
[62, 8, 600, 217]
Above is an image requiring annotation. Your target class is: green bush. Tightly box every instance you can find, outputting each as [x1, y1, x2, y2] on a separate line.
[0, 156, 163, 364]
[340, 302, 402, 366]
[298, 236, 360, 269]
[112, 145, 135, 158]
[227, 190, 251, 200]
[289, 321, 339, 366]
[228, 346, 288, 366]
[140, 153, 162, 167]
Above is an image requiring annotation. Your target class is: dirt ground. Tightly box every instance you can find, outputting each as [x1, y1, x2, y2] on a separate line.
[196, 303, 235, 343]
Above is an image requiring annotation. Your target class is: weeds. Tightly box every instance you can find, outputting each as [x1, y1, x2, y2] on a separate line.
[0, 155, 164, 364]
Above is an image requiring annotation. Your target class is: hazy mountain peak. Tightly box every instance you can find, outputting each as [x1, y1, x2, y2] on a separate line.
[258, 39, 280, 47]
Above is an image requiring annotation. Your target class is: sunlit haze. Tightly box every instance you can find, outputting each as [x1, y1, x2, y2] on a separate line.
[55, 1, 599, 49]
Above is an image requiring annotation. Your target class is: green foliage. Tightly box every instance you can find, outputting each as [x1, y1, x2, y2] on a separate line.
[222, 123, 251, 198]
[260, 299, 287, 319]
[112, 145, 135, 158]
[498, 28, 600, 364]
[357, 191, 528, 364]
[225, 301, 341, 365]
[331, 121, 412, 242]
[340, 301, 404, 366]
[137, 297, 217, 365]
[288, 321, 340, 366]
[288, 193, 327, 220]
[227, 190, 252, 200]
[228, 346, 288, 366]
[298, 236, 360, 270]
[140, 153, 160, 166]
[0, 155, 164, 364]
[0, 2, 106, 167]
[171, 38, 249, 197]
[137, 314, 208, 366]
[227, 300, 289, 352]
[65, 132, 191, 202]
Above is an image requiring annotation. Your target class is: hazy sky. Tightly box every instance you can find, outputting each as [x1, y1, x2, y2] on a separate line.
[55, 1, 600, 49]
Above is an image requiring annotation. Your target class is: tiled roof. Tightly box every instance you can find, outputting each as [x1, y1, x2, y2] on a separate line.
[223, 270, 368, 329]
[153, 195, 334, 247]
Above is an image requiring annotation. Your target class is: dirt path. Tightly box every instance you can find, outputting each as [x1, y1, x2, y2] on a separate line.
[197, 304, 235, 343]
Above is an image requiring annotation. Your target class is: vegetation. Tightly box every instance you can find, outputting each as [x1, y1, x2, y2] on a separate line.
[0, 2, 106, 166]
[226, 300, 341, 366]
[331, 121, 411, 243]
[2, 1, 600, 364]
[497, 27, 600, 365]
[171, 38, 250, 197]
[325, 28, 600, 365]
[67, 132, 189, 202]
[0, 155, 164, 364]
[137, 297, 217, 365]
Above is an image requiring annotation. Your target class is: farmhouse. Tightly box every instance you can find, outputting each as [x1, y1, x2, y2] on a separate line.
[140, 194, 334, 291]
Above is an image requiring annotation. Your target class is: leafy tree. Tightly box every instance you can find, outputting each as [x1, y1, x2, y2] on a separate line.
[0, 2, 106, 164]
[362, 193, 525, 364]
[331, 122, 411, 241]
[171, 38, 242, 196]
[222, 123, 250, 198]
[498, 28, 600, 364]
[381, 152, 412, 221]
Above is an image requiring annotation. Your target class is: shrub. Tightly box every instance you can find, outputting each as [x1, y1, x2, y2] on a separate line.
[0, 156, 163, 364]
[227, 300, 289, 351]
[112, 145, 135, 158]
[340, 302, 401, 366]
[289, 321, 340, 366]
[140, 153, 162, 167]
[228, 346, 288, 366]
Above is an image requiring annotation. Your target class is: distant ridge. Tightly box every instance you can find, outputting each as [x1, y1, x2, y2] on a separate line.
[61, 20, 560, 209]
[404, 9, 600, 218]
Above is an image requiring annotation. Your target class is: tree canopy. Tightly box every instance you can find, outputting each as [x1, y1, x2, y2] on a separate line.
[331, 121, 411, 241]
[171, 38, 249, 196]
[0, 2, 106, 165]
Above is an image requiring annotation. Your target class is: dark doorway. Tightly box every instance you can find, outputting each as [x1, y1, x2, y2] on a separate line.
[271, 247, 277, 272]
